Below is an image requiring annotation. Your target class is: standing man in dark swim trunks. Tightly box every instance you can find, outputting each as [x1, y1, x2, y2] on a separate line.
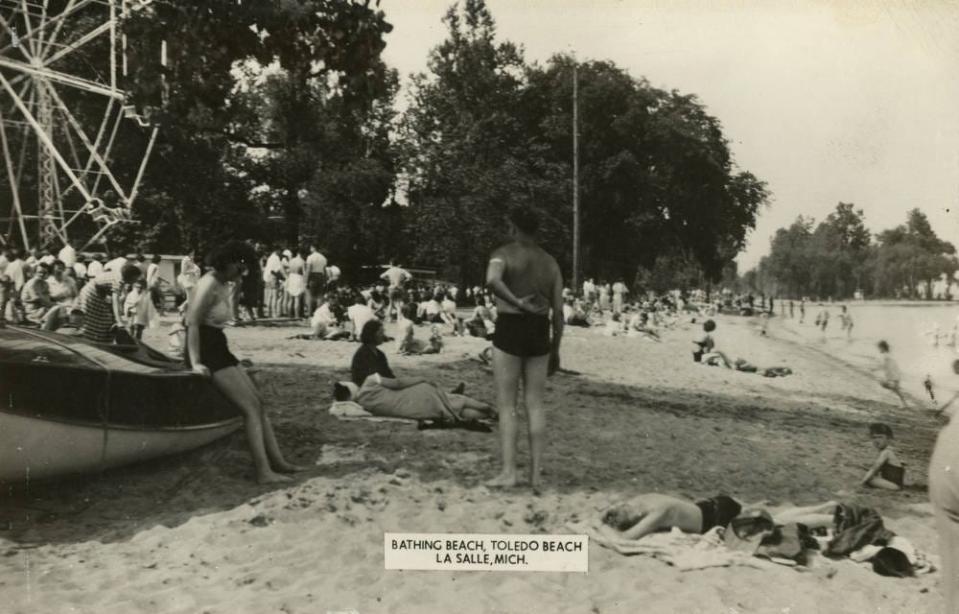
[484, 208, 564, 491]
[381, 259, 412, 322]
[304, 245, 328, 316]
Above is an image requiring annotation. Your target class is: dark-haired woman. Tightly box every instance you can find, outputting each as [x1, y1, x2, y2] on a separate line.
[484, 207, 564, 490]
[350, 320, 495, 422]
[186, 240, 304, 484]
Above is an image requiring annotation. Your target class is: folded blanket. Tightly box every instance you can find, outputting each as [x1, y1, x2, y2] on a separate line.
[567, 522, 771, 571]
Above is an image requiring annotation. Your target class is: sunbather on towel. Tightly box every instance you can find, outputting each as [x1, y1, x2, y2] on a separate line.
[594, 493, 743, 542]
[351, 319, 495, 422]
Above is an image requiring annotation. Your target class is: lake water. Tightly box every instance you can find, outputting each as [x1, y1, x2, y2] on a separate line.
[773, 302, 959, 401]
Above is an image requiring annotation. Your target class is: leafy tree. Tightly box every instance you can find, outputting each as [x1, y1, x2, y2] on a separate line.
[118, 0, 394, 253]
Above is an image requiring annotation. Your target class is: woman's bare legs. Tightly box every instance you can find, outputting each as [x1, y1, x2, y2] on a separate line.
[771, 501, 838, 528]
[236, 368, 308, 473]
[487, 348, 522, 487]
[212, 366, 291, 484]
[523, 354, 550, 492]
[449, 393, 496, 420]
[866, 476, 902, 491]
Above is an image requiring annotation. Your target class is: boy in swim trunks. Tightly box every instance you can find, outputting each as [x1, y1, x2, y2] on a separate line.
[861, 423, 904, 490]
[877, 340, 908, 408]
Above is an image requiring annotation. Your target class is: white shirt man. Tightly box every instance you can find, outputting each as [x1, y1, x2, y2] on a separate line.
[5, 254, 26, 292]
[57, 243, 77, 267]
[104, 255, 127, 272]
[380, 263, 411, 289]
[86, 258, 104, 280]
[263, 250, 283, 285]
[146, 260, 160, 289]
[347, 301, 376, 339]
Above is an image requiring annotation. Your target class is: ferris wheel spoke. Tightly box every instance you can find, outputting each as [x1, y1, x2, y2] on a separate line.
[0, 55, 123, 99]
[0, 7, 38, 64]
[41, 79, 129, 201]
[42, 19, 113, 70]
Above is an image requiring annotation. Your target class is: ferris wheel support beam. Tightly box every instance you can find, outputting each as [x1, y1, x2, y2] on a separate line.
[0, 70, 96, 204]
[0, 107, 33, 250]
[0, 56, 124, 100]
[41, 80, 129, 202]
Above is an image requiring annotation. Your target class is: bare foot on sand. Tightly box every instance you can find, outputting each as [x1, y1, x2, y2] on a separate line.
[258, 471, 294, 484]
[273, 461, 310, 473]
[485, 472, 518, 488]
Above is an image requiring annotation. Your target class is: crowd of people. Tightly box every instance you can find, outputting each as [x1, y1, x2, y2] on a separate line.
[5, 208, 959, 610]
[0, 245, 165, 341]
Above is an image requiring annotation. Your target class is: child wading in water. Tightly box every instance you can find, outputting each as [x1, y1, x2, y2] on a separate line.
[877, 340, 908, 408]
[861, 423, 904, 490]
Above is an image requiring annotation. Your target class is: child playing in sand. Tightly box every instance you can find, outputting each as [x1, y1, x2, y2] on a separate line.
[877, 340, 908, 408]
[860, 423, 904, 490]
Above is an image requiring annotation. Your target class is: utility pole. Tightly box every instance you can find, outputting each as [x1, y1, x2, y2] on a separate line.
[572, 61, 580, 291]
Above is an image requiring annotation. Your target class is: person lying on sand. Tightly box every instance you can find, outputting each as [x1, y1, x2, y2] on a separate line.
[861, 423, 904, 491]
[593, 495, 841, 547]
[594, 494, 743, 542]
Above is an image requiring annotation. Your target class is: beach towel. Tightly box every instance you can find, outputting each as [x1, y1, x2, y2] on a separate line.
[568, 522, 771, 571]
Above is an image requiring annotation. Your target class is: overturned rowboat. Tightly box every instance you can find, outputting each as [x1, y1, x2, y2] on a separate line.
[0, 326, 242, 482]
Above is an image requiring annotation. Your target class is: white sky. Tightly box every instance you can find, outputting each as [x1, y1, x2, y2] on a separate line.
[380, 0, 959, 270]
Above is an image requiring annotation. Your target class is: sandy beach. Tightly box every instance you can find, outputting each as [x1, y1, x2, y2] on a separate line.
[0, 312, 948, 613]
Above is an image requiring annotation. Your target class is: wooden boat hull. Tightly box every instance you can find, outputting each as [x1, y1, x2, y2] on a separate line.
[0, 411, 241, 481]
[0, 326, 244, 482]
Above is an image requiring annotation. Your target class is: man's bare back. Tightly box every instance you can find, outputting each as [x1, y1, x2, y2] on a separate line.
[491, 242, 560, 315]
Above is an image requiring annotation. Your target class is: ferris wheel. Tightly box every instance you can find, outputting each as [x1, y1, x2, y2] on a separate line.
[0, 0, 158, 252]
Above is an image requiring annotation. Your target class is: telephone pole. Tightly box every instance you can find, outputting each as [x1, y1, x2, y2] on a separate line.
[572, 61, 580, 291]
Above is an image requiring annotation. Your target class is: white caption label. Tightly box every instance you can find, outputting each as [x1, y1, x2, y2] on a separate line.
[384, 532, 588, 573]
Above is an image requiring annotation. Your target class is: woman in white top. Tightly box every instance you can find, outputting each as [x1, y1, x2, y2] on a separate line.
[187, 241, 304, 484]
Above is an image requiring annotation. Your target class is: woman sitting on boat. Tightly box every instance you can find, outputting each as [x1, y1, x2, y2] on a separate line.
[186, 241, 305, 484]
[75, 264, 141, 343]
[351, 319, 496, 422]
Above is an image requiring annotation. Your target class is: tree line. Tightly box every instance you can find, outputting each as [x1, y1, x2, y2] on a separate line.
[8, 0, 769, 288]
[743, 204, 957, 300]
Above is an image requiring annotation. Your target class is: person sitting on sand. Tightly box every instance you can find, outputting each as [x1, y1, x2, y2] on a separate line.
[877, 340, 908, 408]
[594, 493, 743, 542]
[418, 294, 444, 324]
[692, 319, 731, 368]
[347, 294, 377, 342]
[351, 320, 495, 422]
[397, 306, 442, 355]
[861, 423, 904, 491]
[302, 295, 350, 340]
